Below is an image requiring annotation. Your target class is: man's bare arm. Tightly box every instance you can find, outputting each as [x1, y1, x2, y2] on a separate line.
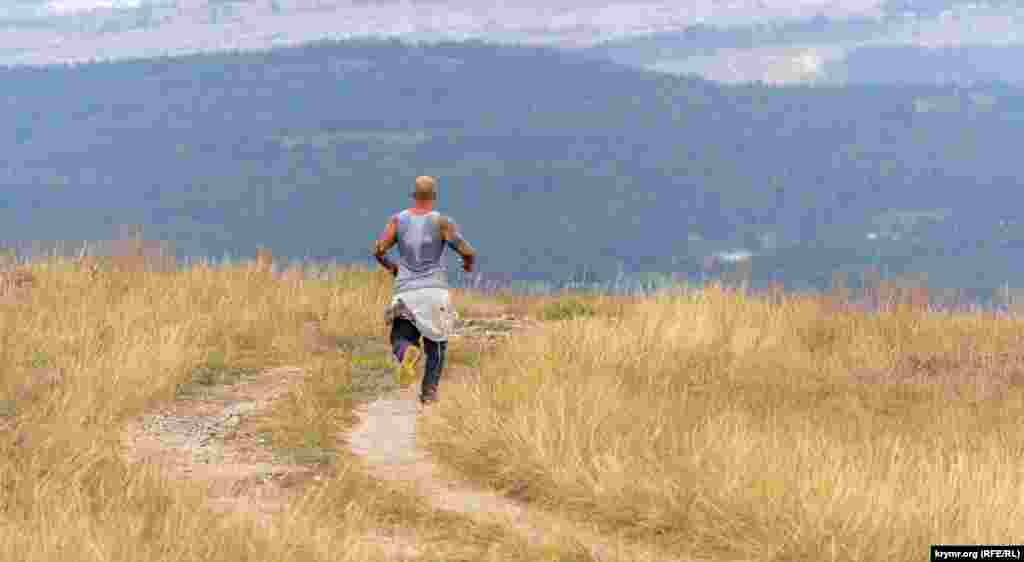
[372, 217, 399, 275]
[438, 216, 476, 272]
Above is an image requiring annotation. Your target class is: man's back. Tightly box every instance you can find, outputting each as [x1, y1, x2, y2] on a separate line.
[393, 209, 449, 294]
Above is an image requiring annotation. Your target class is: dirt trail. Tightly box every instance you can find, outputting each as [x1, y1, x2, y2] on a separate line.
[119, 314, 689, 561]
[347, 318, 690, 562]
[121, 361, 434, 558]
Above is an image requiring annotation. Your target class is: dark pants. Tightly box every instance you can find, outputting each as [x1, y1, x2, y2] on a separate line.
[390, 318, 446, 399]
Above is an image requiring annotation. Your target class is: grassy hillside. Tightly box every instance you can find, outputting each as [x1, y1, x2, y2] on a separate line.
[0, 251, 607, 562]
[0, 253, 384, 560]
[422, 282, 1024, 561]
[1, 250, 1021, 560]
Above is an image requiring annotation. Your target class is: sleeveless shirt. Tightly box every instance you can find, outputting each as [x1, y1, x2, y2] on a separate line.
[393, 209, 450, 294]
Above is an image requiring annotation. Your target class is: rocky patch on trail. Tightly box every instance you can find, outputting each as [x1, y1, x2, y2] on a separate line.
[137, 402, 258, 463]
[450, 314, 540, 346]
[121, 366, 323, 525]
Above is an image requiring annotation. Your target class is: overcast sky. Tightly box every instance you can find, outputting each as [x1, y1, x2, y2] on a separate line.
[0, 1, 1019, 67]
[6, 1, 887, 21]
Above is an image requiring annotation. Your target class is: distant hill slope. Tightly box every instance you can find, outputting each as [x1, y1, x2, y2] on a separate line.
[824, 44, 1024, 86]
[2, 38, 1024, 290]
[585, 8, 1024, 87]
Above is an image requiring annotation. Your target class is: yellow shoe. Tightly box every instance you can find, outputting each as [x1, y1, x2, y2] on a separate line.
[395, 345, 422, 388]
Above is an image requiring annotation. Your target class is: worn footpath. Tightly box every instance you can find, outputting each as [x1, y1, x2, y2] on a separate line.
[120, 313, 689, 561]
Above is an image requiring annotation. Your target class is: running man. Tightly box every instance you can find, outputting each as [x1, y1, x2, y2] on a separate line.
[372, 175, 476, 405]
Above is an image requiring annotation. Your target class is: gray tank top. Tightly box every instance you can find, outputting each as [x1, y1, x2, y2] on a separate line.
[393, 209, 449, 294]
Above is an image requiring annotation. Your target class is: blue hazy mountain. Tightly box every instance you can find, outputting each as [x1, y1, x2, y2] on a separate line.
[824, 44, 1024, 86]
[3, 38, 1024, 293]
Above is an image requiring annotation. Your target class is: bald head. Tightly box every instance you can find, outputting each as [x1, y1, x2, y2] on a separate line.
[412, 176, 437, 201]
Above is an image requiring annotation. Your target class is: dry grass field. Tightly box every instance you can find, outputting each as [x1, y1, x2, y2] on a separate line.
[423, 284, 1024, 562]
[0, 246, 1021, 561]
[0, 251, 596, 562]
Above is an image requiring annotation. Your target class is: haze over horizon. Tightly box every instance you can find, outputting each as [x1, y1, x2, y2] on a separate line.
[3, 0, 1020, 70]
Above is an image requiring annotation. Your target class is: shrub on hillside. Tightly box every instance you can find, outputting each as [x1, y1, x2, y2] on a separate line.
[540, 298, 596, 321]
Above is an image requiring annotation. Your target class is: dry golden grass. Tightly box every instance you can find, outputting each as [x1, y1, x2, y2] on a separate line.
[451, 288, 640, 322]
[421, 283, 1024, 562]
[16, 247, 1023, 561]
[0, 256, 404, 561]
[0, 254, 606, 562]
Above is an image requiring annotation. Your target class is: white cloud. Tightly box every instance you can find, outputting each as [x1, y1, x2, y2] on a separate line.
[0, 1, 1018, 68]
[43, 0, 146, 15]
[0, 1, 889, 65]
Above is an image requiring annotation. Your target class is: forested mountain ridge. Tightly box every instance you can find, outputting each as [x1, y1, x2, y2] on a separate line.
[3, 38, 1024, 290]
